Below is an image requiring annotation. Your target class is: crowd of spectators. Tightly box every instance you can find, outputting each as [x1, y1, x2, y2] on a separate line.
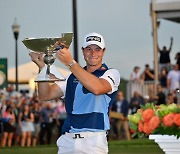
[109, 49, 180, 141]
[0, 85, 66, 147]
[129, 50, 180, 106]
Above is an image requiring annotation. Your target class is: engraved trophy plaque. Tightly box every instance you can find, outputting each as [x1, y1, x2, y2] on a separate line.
[22, 32, 73, 82]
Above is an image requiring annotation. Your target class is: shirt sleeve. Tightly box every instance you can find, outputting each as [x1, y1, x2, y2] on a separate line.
[100, 69, 120, 94]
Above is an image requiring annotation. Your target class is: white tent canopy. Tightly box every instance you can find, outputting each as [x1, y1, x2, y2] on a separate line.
[8, 62, 70, 83]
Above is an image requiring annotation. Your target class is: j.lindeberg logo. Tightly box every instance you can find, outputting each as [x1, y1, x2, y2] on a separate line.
[86, 36, 101, 42]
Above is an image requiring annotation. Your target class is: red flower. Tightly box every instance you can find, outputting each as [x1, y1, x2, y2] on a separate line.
[162, 113, 174, 127]
[149, 116, 160, 131]
[142, 109, 154, 122]
[174, 114, 180, 126]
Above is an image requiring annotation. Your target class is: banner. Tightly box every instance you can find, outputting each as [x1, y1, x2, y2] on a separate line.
[0, 58, 8, 89]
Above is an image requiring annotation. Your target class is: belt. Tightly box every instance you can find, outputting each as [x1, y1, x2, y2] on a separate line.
[64, 131, 107, 139]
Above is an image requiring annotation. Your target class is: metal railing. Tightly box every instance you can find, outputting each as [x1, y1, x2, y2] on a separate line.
[126, 81, 155, 101]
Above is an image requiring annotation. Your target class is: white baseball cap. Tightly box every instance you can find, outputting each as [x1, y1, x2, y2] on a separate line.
[82, 32, 105, 49]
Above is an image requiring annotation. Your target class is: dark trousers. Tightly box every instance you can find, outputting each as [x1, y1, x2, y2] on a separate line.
[40, 122, 53, 144]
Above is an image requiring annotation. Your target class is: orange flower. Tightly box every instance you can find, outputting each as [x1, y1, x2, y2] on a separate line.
[174, 114, 180, 126]
[128, 103, 180, 138]
[138, 120, 143, 132]
[142, 109, 154, 122]
[162, 113, 174, 127]
[143, 121, 152, 135]
[149, 116, 160, 131]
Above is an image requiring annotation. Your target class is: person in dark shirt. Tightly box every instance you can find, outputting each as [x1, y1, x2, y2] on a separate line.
[31, 101, 41, 146]
[111, 91, 130, 140]
[141, 64, 154, 81]
[158, 37, 173, 71]
[175, 52, 180, 70]
[153, 84, 166, 105]
[159, 67, 168, 88]
[18, 104, 34, 147]
[39, 102, 54, 145]
[130, 91, 145, 114]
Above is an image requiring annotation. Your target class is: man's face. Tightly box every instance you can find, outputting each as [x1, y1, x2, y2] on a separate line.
[157, 85, 162, 92]
[145, 66, 150, 70]
[135, 68, 139, 73]
[48, 103, 52, 109]
[82, 44, 105, 66]
[117, 92, 123, 101]
[174, 64, 179, 70]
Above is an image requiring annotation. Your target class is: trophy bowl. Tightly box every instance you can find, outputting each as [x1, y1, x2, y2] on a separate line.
[22, 33, 73, 52]
[22, 32, 73, 82]
[22, 37, 61, 53]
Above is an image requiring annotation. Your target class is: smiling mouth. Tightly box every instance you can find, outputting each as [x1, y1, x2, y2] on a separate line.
[90, 57, 98, 60]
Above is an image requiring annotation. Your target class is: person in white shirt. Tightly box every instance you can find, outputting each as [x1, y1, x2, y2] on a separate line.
[130, 66, 142, 96]
[167, 64, 180, 92]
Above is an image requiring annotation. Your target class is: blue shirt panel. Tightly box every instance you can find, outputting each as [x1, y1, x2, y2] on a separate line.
[62, 64, 117, 134]
[73, 84, 111, 114]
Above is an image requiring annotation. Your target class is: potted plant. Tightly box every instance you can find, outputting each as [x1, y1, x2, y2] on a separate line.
[128, 103, 180, 154]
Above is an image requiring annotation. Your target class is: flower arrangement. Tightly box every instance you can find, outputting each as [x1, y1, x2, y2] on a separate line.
[128, 103, 180, 138]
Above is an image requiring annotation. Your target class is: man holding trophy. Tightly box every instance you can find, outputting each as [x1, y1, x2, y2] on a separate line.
[28, 32, 120, 154]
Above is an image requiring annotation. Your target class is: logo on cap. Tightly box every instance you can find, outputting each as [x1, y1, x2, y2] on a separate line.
[86, 36, 101, 43]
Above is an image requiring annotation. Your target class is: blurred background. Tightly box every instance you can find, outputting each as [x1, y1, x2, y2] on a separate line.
[0, 0, 179, 80]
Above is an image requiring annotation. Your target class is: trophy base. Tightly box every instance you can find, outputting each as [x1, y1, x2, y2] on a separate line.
[34, 65, 66, 82]
[34, 78, 65, 82]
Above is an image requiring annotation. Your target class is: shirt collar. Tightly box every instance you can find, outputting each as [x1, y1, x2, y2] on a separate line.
[83, 63, 108, 72]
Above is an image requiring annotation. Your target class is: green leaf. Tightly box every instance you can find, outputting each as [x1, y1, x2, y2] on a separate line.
[131, 132, 137, 138]
[129, 122, 138, 130]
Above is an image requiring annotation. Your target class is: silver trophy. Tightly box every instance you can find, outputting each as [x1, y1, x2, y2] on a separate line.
[22, 33, 73, 82]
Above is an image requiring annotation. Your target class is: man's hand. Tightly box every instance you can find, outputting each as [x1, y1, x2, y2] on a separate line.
[56, 48, 74, 67]
[29, 52, 45, 70]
